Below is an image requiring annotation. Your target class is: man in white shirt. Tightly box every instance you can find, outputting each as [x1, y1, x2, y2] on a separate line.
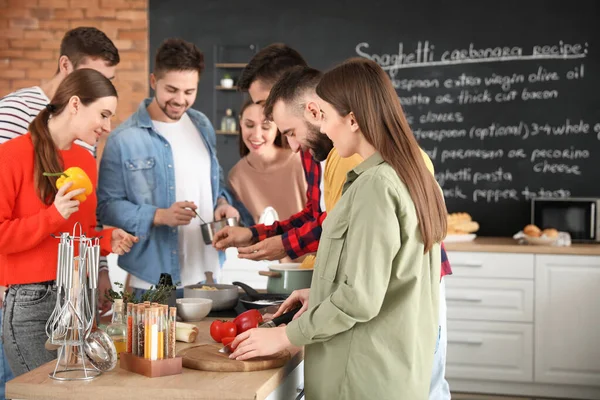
[98, 39, 239, 297]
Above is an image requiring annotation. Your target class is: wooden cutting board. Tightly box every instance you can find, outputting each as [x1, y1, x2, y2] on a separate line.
[178, 343, 291, 372]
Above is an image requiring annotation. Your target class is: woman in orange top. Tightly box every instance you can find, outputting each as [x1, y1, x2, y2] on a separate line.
[0, 69, 137, 376]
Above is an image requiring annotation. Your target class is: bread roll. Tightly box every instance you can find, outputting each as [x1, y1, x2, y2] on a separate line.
[450, 220, 479, 234]
[447, 212, 471, 225]
[542, 228, 558, 238]
[523, 224, 542, 237]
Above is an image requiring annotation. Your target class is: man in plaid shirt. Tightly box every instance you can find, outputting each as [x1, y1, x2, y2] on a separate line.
[214, 44, 330, 261]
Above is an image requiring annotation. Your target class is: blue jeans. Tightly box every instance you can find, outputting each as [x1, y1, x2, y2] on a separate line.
[0, 309, 14, 400]
[2, 283, 57, 377]
[430, 278, 451, 400]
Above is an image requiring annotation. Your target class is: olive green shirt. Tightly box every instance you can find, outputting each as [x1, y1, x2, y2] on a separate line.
[286, 152, 441, 400]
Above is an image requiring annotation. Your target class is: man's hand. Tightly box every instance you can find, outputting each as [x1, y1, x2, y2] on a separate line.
[214, 203, 240, 221]
[154, 201, 198, 227]
[97, 270, 113, 316]
[237, 236, 287, 261]
[213, 226, 254, 250]
[110, 229, 139, 256]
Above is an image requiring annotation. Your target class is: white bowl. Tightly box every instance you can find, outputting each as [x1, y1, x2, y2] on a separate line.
[444, 234, 477, 243]
[220, 78, 234, 88]
[523, 234, 558, 246]
[176, 298, 212, 321]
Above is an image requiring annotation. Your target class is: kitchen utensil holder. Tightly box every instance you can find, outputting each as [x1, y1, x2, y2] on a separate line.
[46, 223, 105, 381]
[120, 353, 183, 378]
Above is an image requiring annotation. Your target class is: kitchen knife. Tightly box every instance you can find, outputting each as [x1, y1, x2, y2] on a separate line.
[257, 306, 301, 328]
[219, 307, 302, 354]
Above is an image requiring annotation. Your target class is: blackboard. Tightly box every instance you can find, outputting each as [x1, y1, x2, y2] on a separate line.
[149, 0, 600, 236]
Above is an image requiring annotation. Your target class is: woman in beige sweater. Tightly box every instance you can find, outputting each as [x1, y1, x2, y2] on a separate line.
[228, 100, 307, 225]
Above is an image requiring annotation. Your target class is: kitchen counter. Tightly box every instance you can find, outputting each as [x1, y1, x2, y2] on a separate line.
[6, 319, 304, 400]
[444, 236, 600, 255]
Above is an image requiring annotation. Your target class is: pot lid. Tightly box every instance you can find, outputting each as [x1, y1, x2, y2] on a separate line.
[268, 263, 313, 271]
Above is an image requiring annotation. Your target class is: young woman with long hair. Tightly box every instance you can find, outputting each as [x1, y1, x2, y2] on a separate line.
[0, 68, 137, 376]
[228, 58, 448, 400]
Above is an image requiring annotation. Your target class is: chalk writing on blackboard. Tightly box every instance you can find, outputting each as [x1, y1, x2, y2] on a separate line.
[356, 41, 588, 71]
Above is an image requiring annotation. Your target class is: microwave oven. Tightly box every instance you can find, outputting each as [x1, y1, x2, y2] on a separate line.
[531, 198, 600, 242]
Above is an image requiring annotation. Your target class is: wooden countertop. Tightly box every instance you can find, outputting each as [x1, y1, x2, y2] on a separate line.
[6, 319, 303, 400]
[444, 236, 600, 255]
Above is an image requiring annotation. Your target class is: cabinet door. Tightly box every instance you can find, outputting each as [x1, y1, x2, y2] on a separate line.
[447, 252, 534, 279]
[446, 278, 534, 322]
[446, 320, 533, 382]
[535, 255, 600, 386]
[265, 361, 304, 400]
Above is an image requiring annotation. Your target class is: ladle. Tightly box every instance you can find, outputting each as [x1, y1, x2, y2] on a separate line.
[83, 240, 117, 371]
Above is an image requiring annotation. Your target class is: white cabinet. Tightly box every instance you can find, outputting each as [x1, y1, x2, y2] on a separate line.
[447, 320, 533, 382]
[446, 250, 600, 399]
[449, 252, 534, 279]
[266, 360, 304, 400]
[446, 278, 534, 322]
[534, 255, 600, 387]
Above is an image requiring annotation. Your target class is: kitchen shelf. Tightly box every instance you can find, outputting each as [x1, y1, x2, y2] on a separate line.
[216, 130, 239, 136]
[212, 44, 258, 128]
[215, 63, 247, 68]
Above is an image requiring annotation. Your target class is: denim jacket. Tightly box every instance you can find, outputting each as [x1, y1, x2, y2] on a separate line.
[97, 99, 234, 285]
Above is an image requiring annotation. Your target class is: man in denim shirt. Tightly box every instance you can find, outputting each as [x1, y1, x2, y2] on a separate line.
[98, 39, 238, 293]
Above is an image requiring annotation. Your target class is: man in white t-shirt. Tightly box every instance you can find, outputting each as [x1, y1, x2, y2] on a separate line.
[97, 39, 239, 296]
[0, 27, 120, 399]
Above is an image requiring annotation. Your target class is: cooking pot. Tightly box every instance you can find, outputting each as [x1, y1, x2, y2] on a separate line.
[258, 263, 313, 295]
[200, 217, 239, 245]
[183, 283, 239, 311]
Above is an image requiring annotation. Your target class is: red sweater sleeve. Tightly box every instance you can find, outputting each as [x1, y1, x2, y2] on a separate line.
[0, 148, 66, 255]
[98, 228, 114, 256]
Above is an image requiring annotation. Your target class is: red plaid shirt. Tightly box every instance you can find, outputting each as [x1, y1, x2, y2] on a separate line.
[249, 149, 452, 278]
[440, 242, 452, 278]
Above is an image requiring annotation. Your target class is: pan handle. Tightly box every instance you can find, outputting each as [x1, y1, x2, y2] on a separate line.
[259, 271, 282, 278]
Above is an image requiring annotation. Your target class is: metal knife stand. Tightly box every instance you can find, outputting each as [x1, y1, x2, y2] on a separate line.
[45, 224, 101, 381]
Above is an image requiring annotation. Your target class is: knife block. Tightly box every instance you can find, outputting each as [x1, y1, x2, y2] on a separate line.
[120, 353, 182, 378]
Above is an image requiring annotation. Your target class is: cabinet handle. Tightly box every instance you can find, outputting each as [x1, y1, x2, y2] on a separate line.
[295, 384, 305, 400]
[591, 203, 596, 239]
[456, 262, 483, 268]
[448, 338, 484, 345]
[446, 296, 483, 303]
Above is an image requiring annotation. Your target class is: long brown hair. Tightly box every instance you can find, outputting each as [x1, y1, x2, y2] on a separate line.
[238, 98, 286, 157]
[30, 68, 117, 204]
[316, 58, 447, 252]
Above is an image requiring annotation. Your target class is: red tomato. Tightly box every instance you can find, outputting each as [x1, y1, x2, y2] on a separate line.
[210, 320, 224, 342]
[210, 320, 237, 342]
[221, 336, 235, 345]
[233, 309, 263, 334]
[221, 336, 236, 352]
[221, 321, 237, 338]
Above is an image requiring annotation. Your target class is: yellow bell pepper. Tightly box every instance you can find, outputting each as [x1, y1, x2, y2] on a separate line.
[43, 167, 93, 202]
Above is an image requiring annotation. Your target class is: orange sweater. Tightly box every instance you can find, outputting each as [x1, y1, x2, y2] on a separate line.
[0, 134, 112, 285]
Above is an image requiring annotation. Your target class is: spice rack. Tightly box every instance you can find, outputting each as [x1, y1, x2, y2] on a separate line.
[120, 304, 182, 378]
[120, 353, 182, 378]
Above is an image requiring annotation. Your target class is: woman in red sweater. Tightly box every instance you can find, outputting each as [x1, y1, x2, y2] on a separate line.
[0, 69, 137, 376]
